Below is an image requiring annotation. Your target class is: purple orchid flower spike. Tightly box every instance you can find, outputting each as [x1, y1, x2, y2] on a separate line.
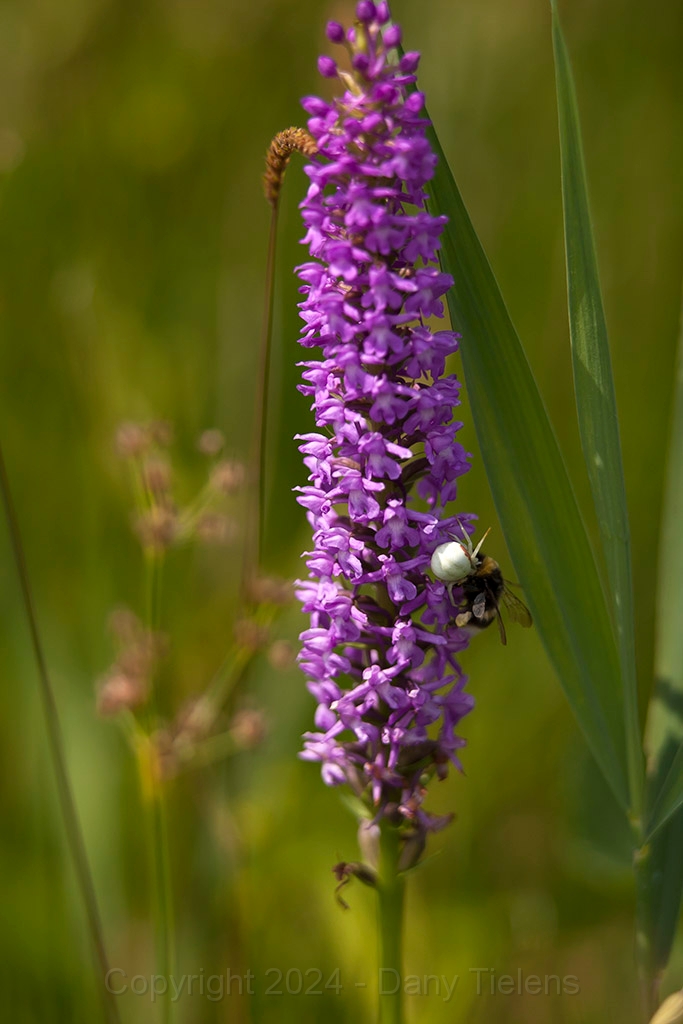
[295, 1, 475, 845]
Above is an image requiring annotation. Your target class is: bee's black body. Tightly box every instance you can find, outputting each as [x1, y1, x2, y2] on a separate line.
[458, 554, 504, 629]
[455, 553, 532, 645]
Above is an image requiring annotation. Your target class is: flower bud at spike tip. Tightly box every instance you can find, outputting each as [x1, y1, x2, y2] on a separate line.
[383, 24, 401, 48]
[356, 1, 376, 23]
[294, 4, 475, 841]
[326, 21, 345, 43]
[317, 56, 337, 78]
[375, 2, 390, 23]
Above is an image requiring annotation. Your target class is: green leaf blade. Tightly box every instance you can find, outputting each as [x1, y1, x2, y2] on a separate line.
[647, 745, 683, 841]
[426, 124, 629, 811]
[645, 295, 683, 843]
[551, 0, 643, 819]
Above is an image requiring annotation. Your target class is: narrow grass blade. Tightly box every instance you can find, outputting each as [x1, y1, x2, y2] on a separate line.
[426, 124, 629, 810]
[638, 296, 683, 993]
[647, 743, 683, 839]
[645, 295, 683, 842]
[551, 0, 643, 820]
[638, 798, 683, 987]
[0, 440, 120, 1024]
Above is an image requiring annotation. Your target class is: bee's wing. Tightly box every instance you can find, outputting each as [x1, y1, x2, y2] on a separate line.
[501, 586, 533, 627]
[471, 591, 487, 621]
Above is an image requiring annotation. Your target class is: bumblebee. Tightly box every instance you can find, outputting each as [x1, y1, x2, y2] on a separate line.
[430, 527, 533, 645]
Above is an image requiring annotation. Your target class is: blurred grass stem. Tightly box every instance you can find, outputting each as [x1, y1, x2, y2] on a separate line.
[377, 825, 405, 1024]
[202, 639, 259, 721]
[0, 440, 121, 1024]
[244, 206, 279, 590]
[145, 552, 164, 641]
[143, 551, 176, 1024]
[151, 778, 175, 1024]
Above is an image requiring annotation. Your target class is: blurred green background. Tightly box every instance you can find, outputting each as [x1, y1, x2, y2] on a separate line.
[1, 0, 682, 1021]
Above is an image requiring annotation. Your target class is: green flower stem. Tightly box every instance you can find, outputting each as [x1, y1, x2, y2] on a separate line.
[0, 440, 121, 1024]
[377, 824, 405, 1024]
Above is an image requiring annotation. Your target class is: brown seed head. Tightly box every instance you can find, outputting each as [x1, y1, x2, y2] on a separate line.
[134, 505, 178, 553]
[197, 429, 225, 456]
[209, 459, 245, 495]
[267, 639, 295, 671]
[247, 575, 292, 606]
[117, 629, 167, 680]
[96, 671, 147, 716]
[233, 618, 269, 650]
[107, 606, 144, 644]
[264, 127, 318, 208]
[149, 420, 174, 446]
[114, 421, 149, 459]
[230, 708, 267, 750]
[142, 456, 172, 495]
[195, 512, 237, 545]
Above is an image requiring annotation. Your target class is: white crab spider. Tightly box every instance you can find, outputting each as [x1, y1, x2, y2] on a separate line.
[430, 525, 491, 599]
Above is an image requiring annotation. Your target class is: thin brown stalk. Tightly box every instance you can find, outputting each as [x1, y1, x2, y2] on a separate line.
[0, 439, 121, 1024]
[242, 128, 318, 595]
[244, 205, 279, 590]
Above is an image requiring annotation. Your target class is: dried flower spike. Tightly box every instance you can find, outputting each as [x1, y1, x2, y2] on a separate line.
[294, 3, 474, 838]
[264, 127, 318, 208]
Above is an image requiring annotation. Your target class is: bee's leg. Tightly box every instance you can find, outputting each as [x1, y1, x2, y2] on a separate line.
[495, 608, 507, 645]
